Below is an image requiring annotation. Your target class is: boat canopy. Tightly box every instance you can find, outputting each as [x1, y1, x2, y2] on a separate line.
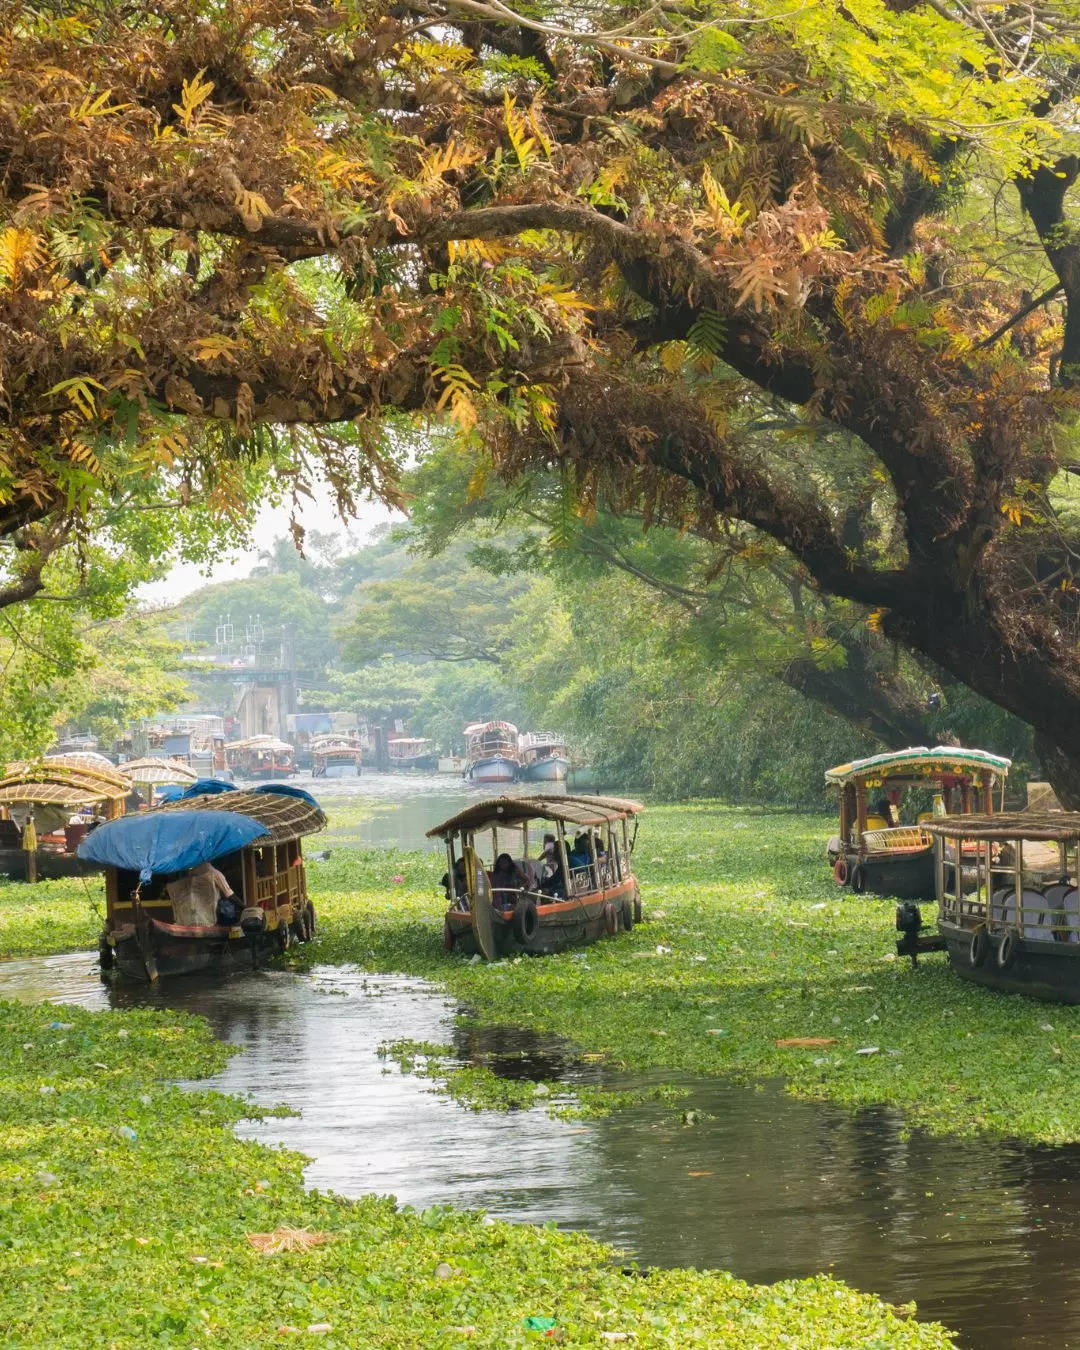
[79, 788, 326, 880]
[78, 809, 270, 881]
[825, 746, 1011, 787]
[427, 793, 644, 838]
[228, 735, 293, 754]
[925, 811, 1080, 842]
[119, 757, 198, 786]
[0, 761, 130, 806]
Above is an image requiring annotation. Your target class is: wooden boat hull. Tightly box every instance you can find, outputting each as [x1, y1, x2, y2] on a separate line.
[446, 877, 639, 957]
[106, 911, 313, 983]
[837, 846, 936, 899]
[0, 848, 101, 882]
[520, 755, 569, 783]
[465, 756, 518, 784]
[940, 918, 1080, 1003]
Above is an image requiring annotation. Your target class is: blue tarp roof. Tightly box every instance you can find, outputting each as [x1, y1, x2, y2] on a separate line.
[185, 778, 237, 796]
[252, 783, 320, 808]
[78, 809, 269, 882]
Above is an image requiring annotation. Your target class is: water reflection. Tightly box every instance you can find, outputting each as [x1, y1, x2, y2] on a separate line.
[1, 950, 1078, 1349]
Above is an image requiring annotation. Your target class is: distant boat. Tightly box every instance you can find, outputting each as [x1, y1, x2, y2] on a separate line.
[387, 737, 438, 772]
[518, 732, 569, 783]
[464, 721, 519, 784]
[225, 735, 296, 780]
[310, 735, 363, 778]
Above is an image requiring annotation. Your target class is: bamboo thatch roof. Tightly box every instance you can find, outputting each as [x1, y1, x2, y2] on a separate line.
[157, 789, 326, 842]
[45, 750, 116, 773]
[119, 757, 198, 786]
[427, 793, 644, 837]
[0, 761, 130, 803]
[925, 812, 1080, 842]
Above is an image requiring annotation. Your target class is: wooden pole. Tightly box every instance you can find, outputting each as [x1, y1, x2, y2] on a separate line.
[855, 779, 867, 843]
[981, 770, 994, 814]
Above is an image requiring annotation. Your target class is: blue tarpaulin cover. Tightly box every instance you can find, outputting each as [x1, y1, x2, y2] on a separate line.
[252, 783, 321, 808]
[184, 778, 237, 796]
[78, 809, 269, 882]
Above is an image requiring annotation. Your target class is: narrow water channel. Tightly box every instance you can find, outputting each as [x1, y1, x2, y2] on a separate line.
[3, 780, 1076, 1350]
[1, 947, 1077, 1350]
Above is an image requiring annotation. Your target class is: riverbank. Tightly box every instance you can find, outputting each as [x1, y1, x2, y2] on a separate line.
[0, 994, 953, 1348]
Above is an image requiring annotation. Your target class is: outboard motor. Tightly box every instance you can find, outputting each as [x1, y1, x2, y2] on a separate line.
[896, 901, 923, 967]
[240, 905, 266, 969]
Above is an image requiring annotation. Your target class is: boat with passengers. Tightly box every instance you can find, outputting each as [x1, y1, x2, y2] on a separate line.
[432, 794, 643, 958]
[917, 811, 1080, 1002]
[80, 783, 324, 982]
[825, 746, 1011, 898]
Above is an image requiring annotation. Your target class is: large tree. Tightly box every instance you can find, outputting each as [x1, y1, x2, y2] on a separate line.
[5, 2, 1080, 792]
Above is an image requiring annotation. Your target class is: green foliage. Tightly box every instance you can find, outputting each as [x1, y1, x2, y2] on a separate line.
[0, 933, 954, 1347]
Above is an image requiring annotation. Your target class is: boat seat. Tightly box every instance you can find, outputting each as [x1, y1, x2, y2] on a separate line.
[514, 859, 545, 890]
[990, 887, 1017, 930]
[1045, 884, 1080, 942]
[862, 825, 930, 852]
[1019, 888, 1054, 941]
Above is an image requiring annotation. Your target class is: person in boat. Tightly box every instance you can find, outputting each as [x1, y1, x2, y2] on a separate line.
[540, 849, 566, 899]
[871, 796, 897, 828]
[490, 853, 527, 910]
[440, 855, 468, 906]
[165, 861, 237, 927]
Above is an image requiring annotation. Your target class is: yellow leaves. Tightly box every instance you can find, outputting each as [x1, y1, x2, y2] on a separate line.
[314, 151, 373, 191]
[867, 609, 885, 633]
[1001, 497, 1036, 527]
[172, 69, 214, 130]
[0, 228, 46, 289]
[186, 335, 240, 364]
[447, 238, 511, 265]
[536, 283, 595, 314]
[503, 93, 550, 172]
[435, 362, 479, 432]
[419, 139, 481, 189]
[234, 186, 273, 232]
[701, 165, 750, 238]
[659, 342, 687, 375]
[72, 88, 129, 123]
[65, 438, 101, 476]
[45, 376, 106, 420]
[797, 228, 843, 253]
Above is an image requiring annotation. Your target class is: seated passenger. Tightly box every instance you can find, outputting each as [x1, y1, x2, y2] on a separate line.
[490, 853, 527, 908]
[540, 854, 566, 899]
[440, 856, 468, 906]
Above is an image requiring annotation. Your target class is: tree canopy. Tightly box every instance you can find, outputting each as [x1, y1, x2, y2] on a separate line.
[4, 1, 1080, 791]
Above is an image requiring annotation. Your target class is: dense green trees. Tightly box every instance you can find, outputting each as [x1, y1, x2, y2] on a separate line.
[3, 1, 1080, 792]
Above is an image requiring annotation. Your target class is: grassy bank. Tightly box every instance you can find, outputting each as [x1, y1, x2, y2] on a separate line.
[0, 996, 953, 1348]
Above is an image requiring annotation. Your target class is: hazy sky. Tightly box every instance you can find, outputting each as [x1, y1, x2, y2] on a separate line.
[137, 489, 403, 608]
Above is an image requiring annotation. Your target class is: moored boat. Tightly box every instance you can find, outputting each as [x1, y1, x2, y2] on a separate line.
[387, 736, 438, 772]
[824, 746, 1011, 899]
[518, 732, 569, 783]
[917, 811, 1080, 1003]
[464, 721, 519, 784]
[0, 761, 130, 881]
[226, 735, 296, 779]
[80, 785, 324, 982]
[310, 735, 363, 778]
[432, 793, 644, 958]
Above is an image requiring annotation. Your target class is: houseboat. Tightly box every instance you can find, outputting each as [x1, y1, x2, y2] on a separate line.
[921, 811, 1080, 1003]
[825, 746, 1011, 899]
[518, 732, 569, 783]
[80, 785, 324, 982]
[0, 761, 129, 880]
[225, 735, 295, 779]
[310, 735, 363, 778]
[118, 757, 198, 807]
[387, 736, 438, 772]
[464, 721, 520, 785]
[432, 793, 644, 958]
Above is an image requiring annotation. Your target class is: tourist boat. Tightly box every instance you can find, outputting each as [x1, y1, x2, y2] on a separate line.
[310, 735, 363, 778]
[915, 811, 1080, 1003]
[463, 721, 520, 784]
[80, 784, 324, 982]
[518, 732, 570, 783]
[387, 736, 438, 772]
[118, 756, 198, 807]
[225, 735, 295, 779]
[825, 746, 1011, 899]
[0, 761, 130, 881]
[432, 794, 644, 958]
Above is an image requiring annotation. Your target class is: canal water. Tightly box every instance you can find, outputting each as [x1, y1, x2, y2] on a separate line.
[1, 778, 1076, 1349]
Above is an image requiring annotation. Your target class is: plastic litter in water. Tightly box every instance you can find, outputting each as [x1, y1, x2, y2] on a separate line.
[523, 1316, 557, 1332]
[118, 1125, 138, 1141]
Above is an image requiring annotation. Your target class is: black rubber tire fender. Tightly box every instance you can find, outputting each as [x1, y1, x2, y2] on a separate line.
[633, 889, 643, 924]
[97, 934, 114, 970]
[996, 929, 1016, 970]
[603, 901, 618, 936]
[513, 897, 539, 944]
[304, 902, 316, 940]
[621, 897, 634, 931]
[850, 863, 867, 894]
[275, 920, 291, 953]
[969, 926, 989, 969]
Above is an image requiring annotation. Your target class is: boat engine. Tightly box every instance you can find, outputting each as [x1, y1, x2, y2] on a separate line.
[240, 905, 266, 969]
